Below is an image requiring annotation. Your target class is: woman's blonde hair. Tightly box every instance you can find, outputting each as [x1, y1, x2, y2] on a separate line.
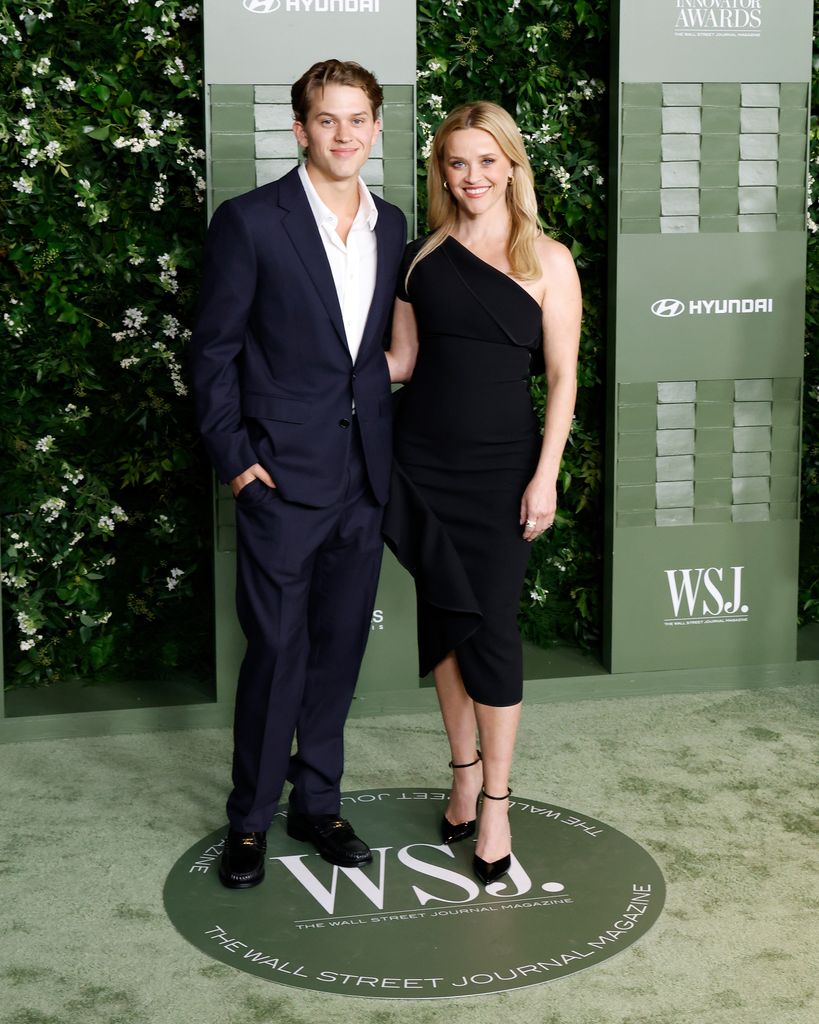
[407, 101, 542, 287]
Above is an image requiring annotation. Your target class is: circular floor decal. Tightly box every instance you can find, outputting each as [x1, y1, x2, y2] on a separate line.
[164, 789, 665, 999]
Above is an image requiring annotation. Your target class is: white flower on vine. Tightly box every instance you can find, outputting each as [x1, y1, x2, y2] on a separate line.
[161, 112, 184, 132]
[97, 515, 116, 531]
[14, 118, 34, 144]
[16, 611, 39, 636]
[31, 56, 51, 76]
[150, 175, 167, 212]
[552, 165, 571, 191]
[35, 435, 55, 452]
[164, 57, 187, 79]
[123, 307, 148, 331]
[166, 567, 184, 591]
[111, 505, 128, 522]
[142, 26, 157, 42]
[13, 176, 33, 194]
[57, 77, 77, 92]
[156, 514, 176, 533]
[161, 314, 180, 338]
[1, 573, 28, 591]
[3, 309, 28, 338]
[40, 497, 67, 523]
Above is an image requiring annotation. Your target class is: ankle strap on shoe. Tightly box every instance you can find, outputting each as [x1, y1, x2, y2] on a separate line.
[449, 750, 482, 769]
[481, 786, 512, 800]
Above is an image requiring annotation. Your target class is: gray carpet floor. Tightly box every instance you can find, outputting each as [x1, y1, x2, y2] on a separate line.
[1, 683, 817, 1024]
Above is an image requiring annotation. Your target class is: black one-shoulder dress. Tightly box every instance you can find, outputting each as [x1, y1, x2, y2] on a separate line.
[383, 236, 543, 707]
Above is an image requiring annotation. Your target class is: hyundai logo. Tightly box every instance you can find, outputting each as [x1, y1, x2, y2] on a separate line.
[243, 0, 281, 13]
[651, 299, 685, 318]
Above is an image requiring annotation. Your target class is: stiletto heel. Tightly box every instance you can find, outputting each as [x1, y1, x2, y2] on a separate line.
[440, 751, 482, 844]
[473, 787, 512, 885]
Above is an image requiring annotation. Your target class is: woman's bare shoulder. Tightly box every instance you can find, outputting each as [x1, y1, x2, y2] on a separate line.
[535, 232, 575, 269]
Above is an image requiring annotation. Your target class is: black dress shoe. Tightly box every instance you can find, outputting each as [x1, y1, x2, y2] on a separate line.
[219, 829, 267, 889]
[473, 852, 511, 886]
[441, 751, 482, 844]
[287, 810, 372, 866]
[473, 785, 512, 886]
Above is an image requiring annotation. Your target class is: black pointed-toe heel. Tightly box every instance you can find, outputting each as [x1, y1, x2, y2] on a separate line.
[473, 786, 512, 885]
[440, 751, 482, 844]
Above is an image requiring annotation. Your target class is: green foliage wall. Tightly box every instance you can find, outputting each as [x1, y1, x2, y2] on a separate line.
[0, 1, 212, 688]
[798, 24, 819, 624]
[1, 0, 816, 690]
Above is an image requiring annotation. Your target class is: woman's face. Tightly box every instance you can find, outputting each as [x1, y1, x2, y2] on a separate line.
[441, 127, 514, 218]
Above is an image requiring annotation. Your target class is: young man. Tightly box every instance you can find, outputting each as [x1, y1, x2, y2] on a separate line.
[189, 60, 406, 889]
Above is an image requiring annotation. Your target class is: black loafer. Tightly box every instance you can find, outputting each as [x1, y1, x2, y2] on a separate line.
[286, 811, 372, 866]
[218, 829, 267, 889]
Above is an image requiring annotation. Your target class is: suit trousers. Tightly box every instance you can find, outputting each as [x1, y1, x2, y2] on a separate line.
[227, 420, 383, 832]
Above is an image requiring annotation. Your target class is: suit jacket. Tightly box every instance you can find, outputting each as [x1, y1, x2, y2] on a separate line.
[189, 166, 407, 507]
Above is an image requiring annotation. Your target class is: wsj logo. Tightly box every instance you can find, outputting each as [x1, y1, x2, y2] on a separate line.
[664, 566, 749, 625]
[651, 298, 773, 318]
[243, 0, 381, 12]
[674, 0, 762, 33]
[271, 843, 561, 917]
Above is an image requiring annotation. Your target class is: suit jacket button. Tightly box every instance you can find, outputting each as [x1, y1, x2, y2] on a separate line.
[339, 418, 351, 428]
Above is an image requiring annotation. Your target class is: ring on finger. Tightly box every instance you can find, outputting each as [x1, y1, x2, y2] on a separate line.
[525, 519, 536, 528]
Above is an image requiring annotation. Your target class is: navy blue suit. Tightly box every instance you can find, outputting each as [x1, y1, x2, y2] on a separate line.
[190, 167, 406, 831]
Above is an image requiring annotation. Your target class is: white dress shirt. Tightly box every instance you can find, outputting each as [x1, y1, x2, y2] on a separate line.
[298, 162, 378, 364]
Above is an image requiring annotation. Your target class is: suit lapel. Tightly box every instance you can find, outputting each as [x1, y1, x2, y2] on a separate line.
[278, 168, 347, 348]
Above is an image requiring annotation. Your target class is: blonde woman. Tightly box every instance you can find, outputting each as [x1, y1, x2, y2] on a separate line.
[384, 102, 582, 885]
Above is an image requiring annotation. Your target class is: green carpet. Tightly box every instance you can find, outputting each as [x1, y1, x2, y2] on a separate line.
[1, 683, 817, 1023]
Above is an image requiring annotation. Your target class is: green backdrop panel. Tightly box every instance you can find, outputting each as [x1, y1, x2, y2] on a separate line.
[609, 521, 798, 673]
[618, 0, 812, 83]
[606, 0, 812, 674]
[614, 234, 806, 383]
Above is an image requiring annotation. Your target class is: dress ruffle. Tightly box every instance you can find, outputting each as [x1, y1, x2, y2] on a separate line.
[382, 459, 483, 677]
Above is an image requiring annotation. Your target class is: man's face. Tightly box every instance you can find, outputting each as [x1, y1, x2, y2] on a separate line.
[293, 83, 380, 186]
